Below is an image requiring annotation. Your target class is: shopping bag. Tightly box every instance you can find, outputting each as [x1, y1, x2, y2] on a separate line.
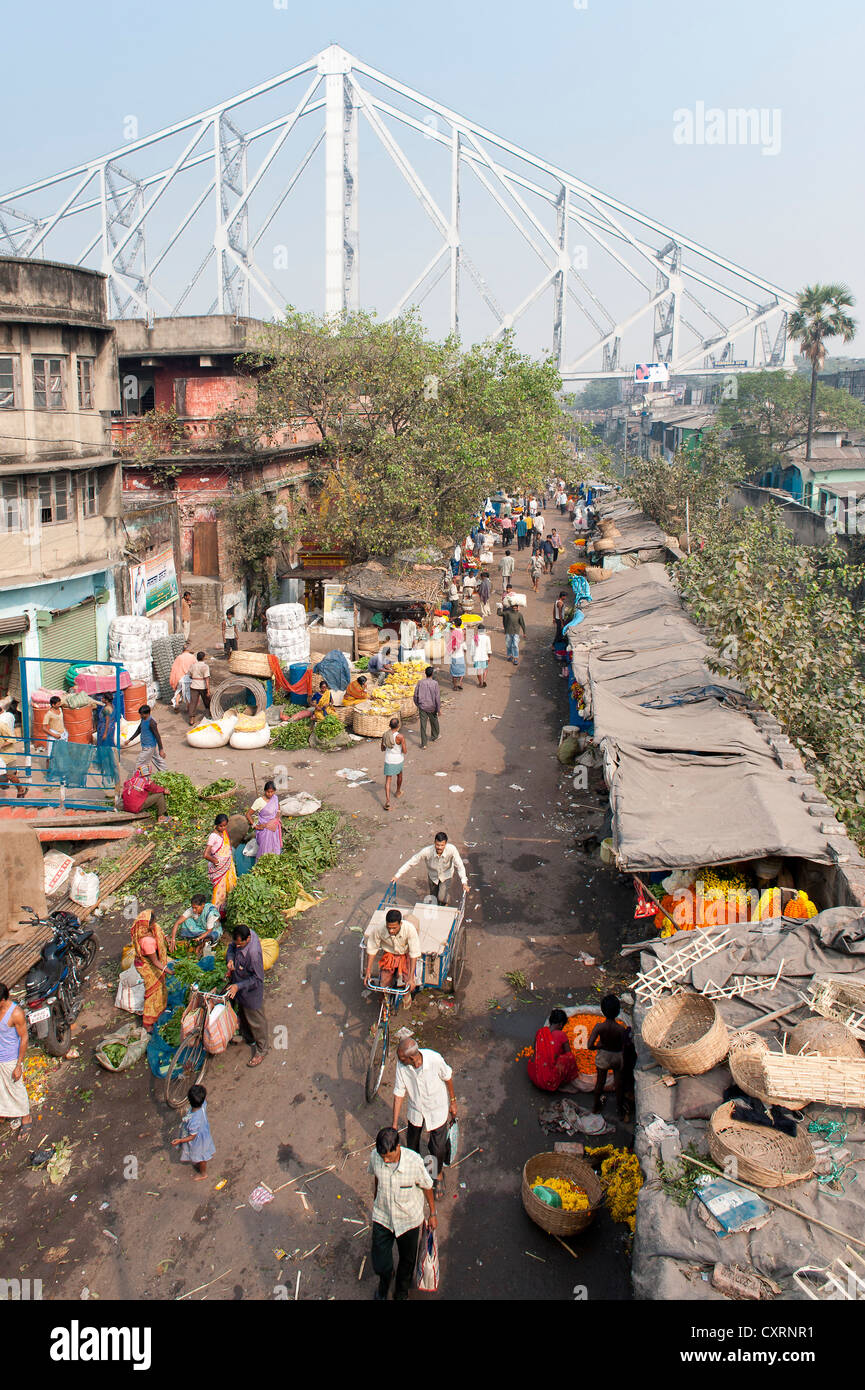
[180, 1005, 204, 1042]
[202, 999, 237, 1054]
[415, 1220, 439, 1292]
[445, 1118, 460, 1166]
[114, 965, 145, 1015]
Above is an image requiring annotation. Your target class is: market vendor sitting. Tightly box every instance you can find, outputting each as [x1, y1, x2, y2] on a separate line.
[364, 907, 421, 994]
[279, 678, 334, 723]
[367, 650, 396, 677]
[169, 893, 222, 954]
[343, 674, 369, 704]
[527, 1009, 578, 1093]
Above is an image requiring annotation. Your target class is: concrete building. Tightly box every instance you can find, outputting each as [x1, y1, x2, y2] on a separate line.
[0, 258, 123, 701]
[757, 429, 865, 530]
[111, 316, 345, 621]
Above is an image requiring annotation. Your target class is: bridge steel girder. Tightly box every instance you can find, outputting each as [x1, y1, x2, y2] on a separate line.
[0, 43, 796, 376]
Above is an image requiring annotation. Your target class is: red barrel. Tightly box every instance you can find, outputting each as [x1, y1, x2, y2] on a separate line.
[30, 703, 49, 751]
[124, 681, 148, 720]
[63, 705, 95, 745]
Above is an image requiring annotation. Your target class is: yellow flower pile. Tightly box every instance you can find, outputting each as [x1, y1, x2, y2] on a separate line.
[531, 1176, 590, 1212]
[699, 867, 749, 898]
[586, 1145, 643, 1234]
[367, 661, 428, 715]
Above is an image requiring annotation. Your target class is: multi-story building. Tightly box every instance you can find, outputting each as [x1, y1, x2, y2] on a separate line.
[0, 257, 123, 702]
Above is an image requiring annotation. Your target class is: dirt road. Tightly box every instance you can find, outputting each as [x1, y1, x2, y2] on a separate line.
[0, 505, 634, 1302]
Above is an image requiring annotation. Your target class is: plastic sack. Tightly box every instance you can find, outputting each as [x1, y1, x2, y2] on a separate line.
[146, 979, 188, 1076]
[557, 734, 581, 765]
[229, 726, 271, 749]
[114, 965, 145, 1015]
[279, 792, 321, 817]
[180, 1005, 204, 1042]
[203, 999, 237, 1054]
[445, 1118, 460, 1166]
[95, 1021, 149, 1073]
[187, 715, 237, 749]
[43, 851, 74, 897]
[261, 938, 279, 971]
[235, 710, 267, 733]
[70, 868, 100, 908]
[415, 1221, 440, 1292]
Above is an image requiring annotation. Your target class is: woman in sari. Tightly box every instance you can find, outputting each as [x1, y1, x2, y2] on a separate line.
[279, 680, 333, 725]
[342, 675, 368, 705]
[204, 812, 237, 907]
[447, 618, 466, 691]
[246, 779, 283, 858]
[131, 910, 171, 1033]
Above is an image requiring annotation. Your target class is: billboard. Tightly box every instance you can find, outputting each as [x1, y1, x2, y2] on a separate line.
[130, 547, 179, 617]
[634, 362, 670, 384]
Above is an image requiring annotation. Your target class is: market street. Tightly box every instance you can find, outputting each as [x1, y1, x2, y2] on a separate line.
[0, 505, 634, 1301]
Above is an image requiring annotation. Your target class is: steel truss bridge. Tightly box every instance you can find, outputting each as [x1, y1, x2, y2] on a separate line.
[0, 44, 795, 380]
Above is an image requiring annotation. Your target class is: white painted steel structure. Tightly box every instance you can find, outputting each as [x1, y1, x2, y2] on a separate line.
[0, 44, 796, 378]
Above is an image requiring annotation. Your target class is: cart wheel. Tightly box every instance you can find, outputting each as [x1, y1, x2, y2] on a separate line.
[164, 1038, 209, 1109]
[449, 928, 467, 994]
[365, 1017, 389, 1103]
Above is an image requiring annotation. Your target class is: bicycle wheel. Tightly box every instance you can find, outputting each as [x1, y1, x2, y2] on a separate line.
[449, 928, 467, 994]
[365, 1012, 389, 1103]
[164, 1036, 209, 1109]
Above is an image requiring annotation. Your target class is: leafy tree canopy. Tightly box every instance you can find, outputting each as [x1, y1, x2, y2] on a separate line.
[625, 430, 745, 538]
[718, 371, 865, 473]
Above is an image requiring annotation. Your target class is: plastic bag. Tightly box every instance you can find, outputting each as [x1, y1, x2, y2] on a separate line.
[95, 1021, 149, 1072]
[203, 999, 237, 1054]
[445, 1118, 460, 1166]
[180, 1004, 204, 1042]
[43, 851, 74, 897]
[70, 868, 100, 907]
[415, 1221, 440, 1292]
[115, 965, 145, 1015]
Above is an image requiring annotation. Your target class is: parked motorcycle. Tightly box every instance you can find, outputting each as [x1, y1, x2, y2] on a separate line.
[18, 907, 99, 1057]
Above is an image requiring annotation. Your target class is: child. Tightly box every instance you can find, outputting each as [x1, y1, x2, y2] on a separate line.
[172, 1084, 215, 1180]
[588, 995, 629, 1117]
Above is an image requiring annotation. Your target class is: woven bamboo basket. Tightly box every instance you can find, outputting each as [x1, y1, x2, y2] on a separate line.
[641, 991, 728, 1076]
[332, 705, 354, 728]
[399, 698, 417, 721]
[584, 565, 609, 582]
[521, 1152, 603, 1237]
[807, 977, 865, 1038]
[598, 522, 621, 538]
[199, 782, 237, 805]
[228, 650, 272, 679]
[728, 1032, 808, 1109]
[707, 1101, 815, 1188]
[595, 537, 617, 553]
[787, 1018, 864, 1060]
[756, 1052, 865, 1108]
[352, 708, 392, 738]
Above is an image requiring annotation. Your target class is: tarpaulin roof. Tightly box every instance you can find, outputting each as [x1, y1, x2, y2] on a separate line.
[593, 497, 674, 555]
[569, 563, 837, 870]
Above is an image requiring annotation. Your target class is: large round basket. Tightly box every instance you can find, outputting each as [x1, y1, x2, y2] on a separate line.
[727, 1032, 808, 1108]
[641, 992, 728, 1076]
[228, 650, 272, 679]
[708, 1101, 815, 1188]
[210, 676, 267, 718]
[787, 1018, 864, 1060]
[399, 698, 417, 721]
[333, 705, 354, 728]
[521, 1152, 603, 1238]
[584, 565, 609, 582]
[199, 782, 237, 805]
[352, 708, 392, 738]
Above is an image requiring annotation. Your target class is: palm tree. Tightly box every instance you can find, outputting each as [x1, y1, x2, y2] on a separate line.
[788, 284, 857, 461]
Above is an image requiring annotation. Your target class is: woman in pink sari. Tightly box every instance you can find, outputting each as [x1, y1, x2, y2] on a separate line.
[204, 812, 237, 907]
[247, 779, 283, 858]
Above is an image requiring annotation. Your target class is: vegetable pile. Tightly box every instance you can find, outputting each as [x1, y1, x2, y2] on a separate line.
[270, 721, 313, 750]
[102, 1043, 128, 1067]
[199, 777, 236, 798]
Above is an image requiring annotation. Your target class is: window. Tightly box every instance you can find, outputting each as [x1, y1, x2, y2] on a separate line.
[0, 357, 16, 409]
[77, 357, 95, 410]
[38, 472, 73, 525]
[81, 469, 99, 517]
[32, 356, 65, 410]
[0, 478, 24, 533]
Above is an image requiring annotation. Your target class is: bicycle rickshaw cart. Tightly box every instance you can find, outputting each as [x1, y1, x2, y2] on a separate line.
[360, 883, 467, 1102]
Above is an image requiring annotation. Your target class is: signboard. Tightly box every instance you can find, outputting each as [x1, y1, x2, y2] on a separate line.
[634, 362, 670, 384]
[130, 547, 179, 617]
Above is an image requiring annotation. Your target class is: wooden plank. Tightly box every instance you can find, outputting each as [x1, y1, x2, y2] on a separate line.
[54, 840, 154, 923]
[37, 827, 138, 843]
[0, 924, 52, 987]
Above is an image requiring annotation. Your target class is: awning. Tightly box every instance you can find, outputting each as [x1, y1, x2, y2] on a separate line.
[0, 614, 29, 637]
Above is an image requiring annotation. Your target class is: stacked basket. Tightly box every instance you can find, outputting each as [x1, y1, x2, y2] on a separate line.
[266, 603, 310, 667]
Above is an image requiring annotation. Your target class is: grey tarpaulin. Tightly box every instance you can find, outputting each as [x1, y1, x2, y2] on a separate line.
[632, 912, 865, 1301]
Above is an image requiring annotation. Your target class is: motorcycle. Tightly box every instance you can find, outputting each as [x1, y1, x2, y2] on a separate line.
[18, 907, 99, 1057]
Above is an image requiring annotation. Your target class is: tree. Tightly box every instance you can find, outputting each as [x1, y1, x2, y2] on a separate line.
[245, 308, 569, 558]
[718, 370, 865, 474]
[575, 379, 621, 410]
[216, 490, 306, 615]
[788, 285, 857, 461]
[626, 430, 745, 541]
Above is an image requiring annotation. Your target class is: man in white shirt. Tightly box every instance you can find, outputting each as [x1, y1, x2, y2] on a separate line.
[393, 1037, 457, 1195]
[534, 512, 545, 538]
[499, 548, 515, 595]
[393, 832, 469, 907]
[368, 1126, 436, 1300]
[364, 909, 422, 991]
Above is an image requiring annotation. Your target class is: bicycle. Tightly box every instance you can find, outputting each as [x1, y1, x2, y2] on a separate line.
[164, 986, 225, 1109]
[363, 970, 410, 1104]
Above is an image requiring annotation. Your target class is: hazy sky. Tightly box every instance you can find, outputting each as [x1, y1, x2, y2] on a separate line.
[3, 0, 862, 361]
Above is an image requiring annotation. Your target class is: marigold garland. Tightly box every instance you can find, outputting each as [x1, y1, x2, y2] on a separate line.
[586, 1144, 643, 1234]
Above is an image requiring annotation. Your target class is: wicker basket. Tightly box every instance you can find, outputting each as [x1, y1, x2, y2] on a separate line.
[521, 1152, 603, 1237]
[333, 705, 354, 728]
[399, 698, 418, 721]
[641, 991, 728, 1076]
[352, 708, 392, 738]
[756, 1052, 865, 1108]
[707, 1101, 815, 1188]
[787, 1018, 864, 1060]
[228, 650, 272, 679]
[200, 782, 237, 805]
[728, 1032, 808, 1108]
[807, 977, 865, 1039]
[595, 537, 617, 553]
[584, 565, 609, 582]
[211, 676, 267, 718]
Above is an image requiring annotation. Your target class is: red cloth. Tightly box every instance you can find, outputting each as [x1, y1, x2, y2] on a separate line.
[122, 772, 166, 813]
[527, 1027, 578, 1093]
[268, 654, 312, 698]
